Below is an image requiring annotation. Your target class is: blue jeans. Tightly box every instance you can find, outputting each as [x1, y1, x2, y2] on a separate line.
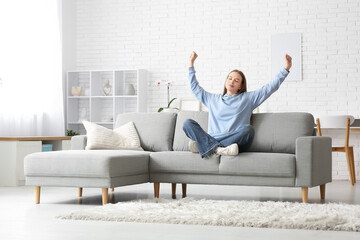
[182, 119, 255, 158]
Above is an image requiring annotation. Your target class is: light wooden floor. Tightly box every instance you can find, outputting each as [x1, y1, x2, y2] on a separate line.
[0, 181, 360, 240]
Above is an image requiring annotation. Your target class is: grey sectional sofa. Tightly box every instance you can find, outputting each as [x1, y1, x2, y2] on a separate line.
[24, 111, 332, 205]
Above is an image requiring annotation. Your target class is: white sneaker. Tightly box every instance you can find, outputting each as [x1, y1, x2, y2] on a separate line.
[188, 140, 199, 153]
[216, 143, 239, 156]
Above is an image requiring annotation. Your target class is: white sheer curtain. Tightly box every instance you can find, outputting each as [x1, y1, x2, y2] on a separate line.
[0, 0, 64, 136]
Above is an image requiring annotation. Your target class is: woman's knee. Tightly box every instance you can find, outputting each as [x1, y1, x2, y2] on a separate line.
[239, 126, 255, 152]
[246, 125, 255, 136]
[183, 119, 197, 131]
[240, 125, 254, 135]
[242, 125, 255, 141]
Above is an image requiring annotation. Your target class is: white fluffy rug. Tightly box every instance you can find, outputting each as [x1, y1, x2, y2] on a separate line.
[57, 198, 360, 232]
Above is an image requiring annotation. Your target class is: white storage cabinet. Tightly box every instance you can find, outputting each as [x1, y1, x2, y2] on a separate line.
[66, 69, 147, 134]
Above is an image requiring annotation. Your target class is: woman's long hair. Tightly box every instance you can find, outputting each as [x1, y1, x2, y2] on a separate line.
[222, 70, 247, 96]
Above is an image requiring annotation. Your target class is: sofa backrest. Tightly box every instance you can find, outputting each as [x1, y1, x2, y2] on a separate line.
[173, 111, 209, 151]
[249, 112, 315, 154]
[173, 111, 315, 154]
[116, 111, 314, 154]
[115, 112, 177, 152]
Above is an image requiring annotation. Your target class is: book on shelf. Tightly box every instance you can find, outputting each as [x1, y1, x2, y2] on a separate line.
[42, 144, 53, 152]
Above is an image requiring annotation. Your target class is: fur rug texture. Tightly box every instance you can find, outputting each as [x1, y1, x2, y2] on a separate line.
[57, 198, 360, 232]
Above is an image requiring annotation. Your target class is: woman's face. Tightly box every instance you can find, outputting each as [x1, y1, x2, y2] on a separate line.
[225, 71, 242, 96]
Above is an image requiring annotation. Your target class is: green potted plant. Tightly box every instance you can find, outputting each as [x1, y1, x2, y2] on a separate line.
[66, 129, 80, 136]
[156, 80, 179, 112]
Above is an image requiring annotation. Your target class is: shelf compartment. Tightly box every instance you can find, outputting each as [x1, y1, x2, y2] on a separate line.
[91, 98, 114, 123]
[115, 97, 138, 115]
[115, 70, 138, 96]
[67, 72, 90, 97]
[91, 71, 114, 97]
[67, 98, 90, 123]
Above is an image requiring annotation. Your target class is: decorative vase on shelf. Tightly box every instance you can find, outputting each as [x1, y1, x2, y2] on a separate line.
[71, 86, 82, 96]
[125, 83, 136, 95]
[103, 80, 112, 96]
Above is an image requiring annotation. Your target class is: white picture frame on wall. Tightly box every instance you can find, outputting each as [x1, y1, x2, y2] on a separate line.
[179, 98, 201, 111]
[271, 33, 302, 81]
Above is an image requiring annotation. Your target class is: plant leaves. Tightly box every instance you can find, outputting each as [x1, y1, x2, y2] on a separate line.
[66, 129, 80, 136]
[167, 98, 177, 108]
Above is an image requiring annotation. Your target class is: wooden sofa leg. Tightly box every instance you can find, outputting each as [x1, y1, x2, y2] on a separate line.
[102, 188, 108, 205]
[302, 187, 308, 203]
[34, 186, 41, 204]
[154, 182, 160, 198]
[171, 183, 176, 199]
[320, 184, 325, 200]
[78, 188, 83, 197]
[182, 183, 187, 198]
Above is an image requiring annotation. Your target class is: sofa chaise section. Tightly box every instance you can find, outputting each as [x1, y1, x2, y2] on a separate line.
[24, 150, 150, 204]
[24, 112, 178, 205]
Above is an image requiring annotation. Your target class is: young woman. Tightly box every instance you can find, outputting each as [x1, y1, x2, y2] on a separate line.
[183, 51, 292, 158]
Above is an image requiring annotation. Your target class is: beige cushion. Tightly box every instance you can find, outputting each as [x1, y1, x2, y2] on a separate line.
[83, 121, 143, 151]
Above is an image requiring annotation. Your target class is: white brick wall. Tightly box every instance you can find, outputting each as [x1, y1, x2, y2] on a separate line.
[73, 0, 360, 180]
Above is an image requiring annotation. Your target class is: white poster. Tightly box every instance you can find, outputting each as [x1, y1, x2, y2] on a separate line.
[271, 33, 302, 81]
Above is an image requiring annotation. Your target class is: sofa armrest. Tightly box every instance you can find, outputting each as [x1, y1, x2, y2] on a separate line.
[295, 136, 332, 187]
[71, 135, 87, 150]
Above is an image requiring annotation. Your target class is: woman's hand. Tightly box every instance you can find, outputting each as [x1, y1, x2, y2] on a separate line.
[284, 54, 292, 71]
[189, 51, 198, 67]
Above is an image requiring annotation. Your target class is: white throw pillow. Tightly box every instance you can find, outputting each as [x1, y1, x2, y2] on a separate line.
[83, 121, 143, 151]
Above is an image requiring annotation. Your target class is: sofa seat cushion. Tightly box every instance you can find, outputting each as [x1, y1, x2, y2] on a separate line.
[219, 152, 295, 178]
[24, 150, 150, 178]
[150, 151, 219, 174]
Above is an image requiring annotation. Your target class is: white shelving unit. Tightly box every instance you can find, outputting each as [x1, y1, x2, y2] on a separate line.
[66, 69, 147, 134]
